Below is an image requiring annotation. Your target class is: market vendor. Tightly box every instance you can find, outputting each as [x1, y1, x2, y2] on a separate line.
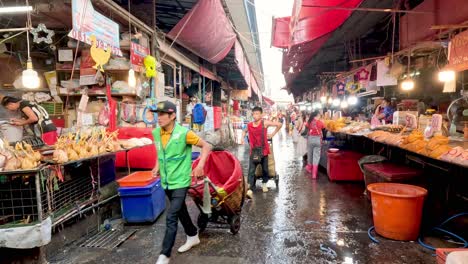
[375, 98, 395, 124]
[1, 96, 57, 145]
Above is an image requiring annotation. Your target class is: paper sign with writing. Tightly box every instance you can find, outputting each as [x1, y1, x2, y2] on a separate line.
[448, 30, 468, 72]
[69, 0, 122, 56]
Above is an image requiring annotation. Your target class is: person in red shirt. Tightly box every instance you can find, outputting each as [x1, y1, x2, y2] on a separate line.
[305, 111, 325, 179]
[242, 106, 282, 195]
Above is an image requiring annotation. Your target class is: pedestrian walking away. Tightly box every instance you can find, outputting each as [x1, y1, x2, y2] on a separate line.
[151, 101, 212, 264]
[242, 106, 282, 195]
[305, 111, 326, 179]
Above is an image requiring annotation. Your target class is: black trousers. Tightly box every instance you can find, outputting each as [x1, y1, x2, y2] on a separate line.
[248, 155, 269, 190]
[161, 187, 198, 257]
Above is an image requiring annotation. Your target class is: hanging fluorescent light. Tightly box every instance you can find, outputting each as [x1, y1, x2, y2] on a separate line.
[128, 68, 136, 87]
[401, 79, 415, 91]
[22, 59, 40, 89]
[332, 98, 340, 107]
[340, 101, 348, 108]
[438, 70, 455, 82]
[0, 6, 33, 14]
[320, 96, 327, 103]
[347, 96, 358, 105]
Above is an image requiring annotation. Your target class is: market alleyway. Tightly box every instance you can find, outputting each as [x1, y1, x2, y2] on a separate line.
[50, 134, 434, 264]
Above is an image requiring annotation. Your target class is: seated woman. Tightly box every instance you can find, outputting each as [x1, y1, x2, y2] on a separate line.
[375, 98, 395, 124]
[1, 96, 58, 145]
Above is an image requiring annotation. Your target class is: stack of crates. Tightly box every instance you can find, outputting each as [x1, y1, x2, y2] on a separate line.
[117, 171, 165, 223]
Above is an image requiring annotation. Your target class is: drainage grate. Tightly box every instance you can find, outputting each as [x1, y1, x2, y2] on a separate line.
[79, 229, 137, 249]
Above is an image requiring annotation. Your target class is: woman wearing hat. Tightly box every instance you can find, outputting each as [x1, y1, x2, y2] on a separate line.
[1, 96, 57, 145]
[152, 101, 212, 264]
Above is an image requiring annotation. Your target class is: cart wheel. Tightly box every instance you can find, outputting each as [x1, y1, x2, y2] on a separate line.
[197, 213, 209, 232]
[275, 175, 279, 189]
[228, 214, 241, 235]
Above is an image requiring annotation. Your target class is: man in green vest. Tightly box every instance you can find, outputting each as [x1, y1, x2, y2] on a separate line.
[152, 101, 212, 264]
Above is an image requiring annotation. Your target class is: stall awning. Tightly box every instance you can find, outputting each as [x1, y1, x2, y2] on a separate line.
[271, 17, 291, 49]
[273, 0, 363, 84]
[167, 0, 236, 64]
[263, 96, 275, 106]
[200, 66, 219, 81]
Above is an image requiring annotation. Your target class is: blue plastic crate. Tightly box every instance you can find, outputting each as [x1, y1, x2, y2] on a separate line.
[118, 179, 166, 223]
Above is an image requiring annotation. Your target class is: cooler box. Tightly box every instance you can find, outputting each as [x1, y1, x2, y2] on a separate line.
[327, 150, 365, 181]
[118, 179, 165, 223]
[117, 171, 157, 187]
[363, 163, 423, 188]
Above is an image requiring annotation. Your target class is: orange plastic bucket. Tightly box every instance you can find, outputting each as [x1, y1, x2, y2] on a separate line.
[117, 171, 158, 187]
[367, 183, 427, 241]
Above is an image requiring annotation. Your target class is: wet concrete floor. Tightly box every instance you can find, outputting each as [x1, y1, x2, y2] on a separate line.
[49, 134, 436, 264]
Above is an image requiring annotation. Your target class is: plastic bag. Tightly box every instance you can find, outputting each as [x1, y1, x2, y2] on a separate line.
[98, 104, 110, 126]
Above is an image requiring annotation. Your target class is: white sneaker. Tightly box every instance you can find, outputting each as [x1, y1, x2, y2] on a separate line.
[262, 183, 268, 193]
[156, 254, 170, 264]
[177, 234, 200, 253]
[246, 190, 253, 199]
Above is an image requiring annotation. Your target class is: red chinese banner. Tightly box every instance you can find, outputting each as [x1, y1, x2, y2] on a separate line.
[130, 42, 149, 72]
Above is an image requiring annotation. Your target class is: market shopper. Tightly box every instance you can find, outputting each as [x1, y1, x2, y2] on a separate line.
[242, 106, 282, 194]
[305, 111, 325, 179]
[0, 96, 57, 145]
[151, 101, 212, 264]
[375, 98, 395, 124]
[295, 111, 309, 166]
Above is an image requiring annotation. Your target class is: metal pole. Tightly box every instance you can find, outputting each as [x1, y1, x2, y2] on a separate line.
[301, 5, 432, 14]
[35, 170, 46, 264]
[202, 76, 206, 103]
[0, 27, 29, 33]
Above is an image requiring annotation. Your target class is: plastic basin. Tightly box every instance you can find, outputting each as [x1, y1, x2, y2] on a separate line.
[367, 183, 427, 241]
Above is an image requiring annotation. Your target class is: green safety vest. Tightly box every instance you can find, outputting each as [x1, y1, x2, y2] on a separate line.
[152, 123, 192, 190]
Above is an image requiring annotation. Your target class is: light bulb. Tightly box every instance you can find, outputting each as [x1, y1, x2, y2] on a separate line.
[328, 98, 333, 104]
[401, 79, 415, 91]
[347, 96, 358, 105]
[22, 60, 40, 89]
[128, 69, 136, 88]
[341, 101, 348, 108]
[438, 70, 455, 82]
[320, 96, 327, 103]
[314, 102, 323, 109]
[332, 98, 340, 107]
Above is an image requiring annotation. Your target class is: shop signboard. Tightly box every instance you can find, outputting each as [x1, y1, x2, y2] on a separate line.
[131, 42, 150, 72]
[69, 0, 122, 56]
[448, 30, 468, 72]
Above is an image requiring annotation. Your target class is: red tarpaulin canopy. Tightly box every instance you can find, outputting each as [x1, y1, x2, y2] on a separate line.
[271, 17, 291, 49]
[272, 0, 363, 84]
[168, 0, 236, 64]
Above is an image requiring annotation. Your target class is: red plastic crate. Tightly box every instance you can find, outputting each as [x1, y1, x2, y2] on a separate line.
[327, 150, 365, 181]
[213, 106, 222, 129]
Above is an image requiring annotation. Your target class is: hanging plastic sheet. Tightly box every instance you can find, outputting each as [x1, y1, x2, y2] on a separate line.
[167, 0, 236, 64]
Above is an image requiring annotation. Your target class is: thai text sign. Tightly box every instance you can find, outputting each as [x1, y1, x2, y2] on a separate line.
[448, 30, 468, 72]
[69, 0, 122, 56]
